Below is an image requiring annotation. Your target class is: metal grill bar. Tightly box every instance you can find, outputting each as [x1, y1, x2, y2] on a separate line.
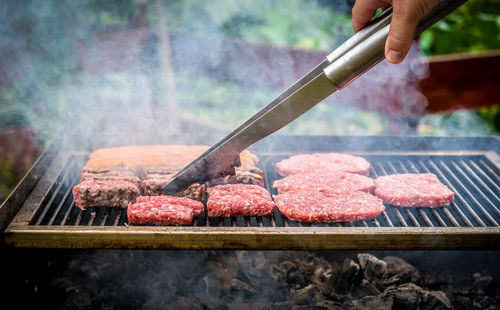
[441, 161, 498, 226]
[418, 160, 470, 227]
[457, 160, 500, 217]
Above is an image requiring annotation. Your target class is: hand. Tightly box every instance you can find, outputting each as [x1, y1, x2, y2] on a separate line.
[352, 0, 437, 64]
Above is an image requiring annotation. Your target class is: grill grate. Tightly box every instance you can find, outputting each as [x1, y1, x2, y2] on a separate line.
[29, 153, 500, 229]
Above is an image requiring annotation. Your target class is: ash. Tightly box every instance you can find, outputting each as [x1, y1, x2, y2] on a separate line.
[1, 250, 500, 309]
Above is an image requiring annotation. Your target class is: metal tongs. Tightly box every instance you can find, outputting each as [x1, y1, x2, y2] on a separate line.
[164, 0, 466, 194]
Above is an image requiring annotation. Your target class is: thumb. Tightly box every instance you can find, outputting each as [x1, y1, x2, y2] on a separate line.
[385, 0, 436, 64]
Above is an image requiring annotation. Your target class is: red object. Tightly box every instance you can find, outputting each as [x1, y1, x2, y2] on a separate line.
[274, 190, 385, 223]
[72, 180, 140, 209]
[127, 202, 193, 225]
[275, 153, 370, 176]
[207, 184, 275, 217]
[273, 171, 374, 194]
[136, 195, 204, 217]
[374, 173, 454, 207]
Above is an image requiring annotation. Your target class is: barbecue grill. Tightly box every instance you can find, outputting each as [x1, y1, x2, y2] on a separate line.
[1, 135, 499, 249]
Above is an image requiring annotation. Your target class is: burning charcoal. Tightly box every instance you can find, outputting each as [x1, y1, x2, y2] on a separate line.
[231, 278, 256, 296]
[334, 258, 360, 295]
[357, 253, 387, 281]
[360, 279, 381, 296]
[472, 275, 493, 295]
[344, 294, 394, 310]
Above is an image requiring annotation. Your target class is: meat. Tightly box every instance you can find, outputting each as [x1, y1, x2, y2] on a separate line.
[136, 195, 204, 216]
[141, 178, 205, 201]
[127, 202, 193, 225]
[274, 189, 385, 223]
[81, 173, 143, 190]
[275, 153, 371, 176]
[84, 145, 259, 169]
[72, 180, 140, 209]
[374, 173, 454, 207]
[207, 166, 265, 187]
[273, 171, 375, 194]
[207, 184, 275, 217]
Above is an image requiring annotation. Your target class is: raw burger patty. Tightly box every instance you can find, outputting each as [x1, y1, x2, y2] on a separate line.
[207, 184, 275, 217]
[136, 195, 204, 217]
[128, 200, 195, 225]
[374, 173, 454, 207]
[274, 190, 385, 223]
[275, 153, 370, 176]
[273, 171, 374, 194]
[73, 180, 140, 209]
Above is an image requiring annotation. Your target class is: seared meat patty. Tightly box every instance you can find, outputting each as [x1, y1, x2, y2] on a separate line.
[73, 180, 140, 209]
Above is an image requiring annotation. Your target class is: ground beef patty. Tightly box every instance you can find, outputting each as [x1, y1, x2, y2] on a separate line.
[274, 190, 385, 223]
[136, 195, 204, 217]
[374, 173, 454, 207]
[207, 184, 275, 217]
[207, 166, 265, 187]
[142, 178, 205, 201]
[73, 180, 140, 209]
[273, 171, 375, 194]
[275, 153, 371, 176]
[127, 201, 194, 225]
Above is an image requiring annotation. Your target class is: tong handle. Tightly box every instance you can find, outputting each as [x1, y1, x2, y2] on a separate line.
[324, 0, 467, 89]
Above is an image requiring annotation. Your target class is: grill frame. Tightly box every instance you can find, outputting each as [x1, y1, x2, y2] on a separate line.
[2, 136, 500, 249]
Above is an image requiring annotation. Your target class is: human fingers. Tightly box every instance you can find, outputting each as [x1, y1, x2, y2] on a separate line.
[352, 0, 392, 32]
[385, 0, 436, 63]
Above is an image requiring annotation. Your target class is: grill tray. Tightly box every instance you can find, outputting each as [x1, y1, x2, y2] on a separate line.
[3, 136, 500, 249]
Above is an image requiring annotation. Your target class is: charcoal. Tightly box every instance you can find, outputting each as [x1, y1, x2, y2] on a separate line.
[360, 279, 381, 296]
[273, 301, 293, 310]
[292, 284, 317, 305]
[231, 278, 256, 295]
[311, 264, 338, 297]
[452, 296, 470, 310]
[382, 256, 421, 285]
[315, 299, 345, 310]
[292, 306, 329, 310]
[227, 301, 269, 310]
[345, 294, 394, 310]
[383, 283, 425, 309]
[164, 296, 203, 310]
[65, 290, 92, 310]
[421, 290, 451, 310]
[270, 260, 295, 286]
[357, 253, 387, 281]
[334, 258, 359, 295]
[472, 275, 493, 295]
